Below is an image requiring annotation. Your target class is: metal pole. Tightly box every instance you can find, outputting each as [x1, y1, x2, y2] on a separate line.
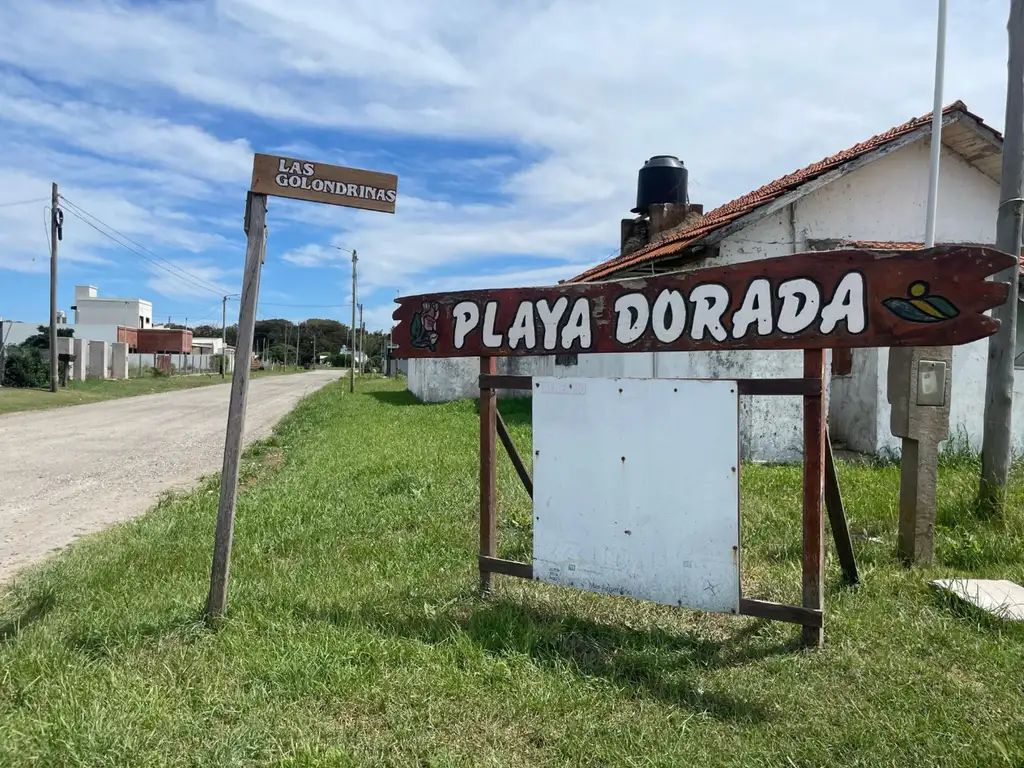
[979, 0, 1024, 516]
[351, 250, 357, 392]
[891, 0, 950, 562]
[49, 182, 59, 392]
[220, 296, 227, 378]
[206, 192, 267, 621]
[924, 0, 947, 248]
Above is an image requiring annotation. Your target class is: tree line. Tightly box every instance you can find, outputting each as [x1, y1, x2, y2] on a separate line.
[181, 318, 391, 368]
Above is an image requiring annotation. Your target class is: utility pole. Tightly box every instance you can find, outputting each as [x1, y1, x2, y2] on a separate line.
[49, 182, 59, 392]
[296, 322, 302, 368]
[220, 296, 227, 378]
[388, 288, 397, 376]
[312, 331, 317, 369]
[0, 317, 11, 388]
[351, 250, 358, 392]
[980, 0, 1024, 516]
[358, 303, 365, 374]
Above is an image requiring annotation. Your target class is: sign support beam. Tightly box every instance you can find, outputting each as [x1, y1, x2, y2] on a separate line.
[206, 192, 267, 622]
[802, 349, 827, 648]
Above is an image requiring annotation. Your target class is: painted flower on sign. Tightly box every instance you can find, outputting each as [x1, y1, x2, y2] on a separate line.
[883, 281, 959, 324]
[410, 300, 441, 351]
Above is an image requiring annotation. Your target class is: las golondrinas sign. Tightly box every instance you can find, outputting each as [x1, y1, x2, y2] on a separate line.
[391, 246, 1015, 358]
[250, 153, 398, 214]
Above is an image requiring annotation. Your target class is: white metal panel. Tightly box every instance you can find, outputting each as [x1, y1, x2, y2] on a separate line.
[532, 377, 740, 613]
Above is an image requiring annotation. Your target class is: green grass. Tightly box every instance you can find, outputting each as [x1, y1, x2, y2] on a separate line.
[2, 378, 1022, 766]
[0, 367, 303, 415]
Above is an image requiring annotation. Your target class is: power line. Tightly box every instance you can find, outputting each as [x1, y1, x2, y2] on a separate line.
[60, 195, 227, 295]
[58, 204, 226, 298]
[59, 195, 226, 290]
[0, 196, 49, 209]
[57, 196, 228, 297]
[255, 302, 348, 308]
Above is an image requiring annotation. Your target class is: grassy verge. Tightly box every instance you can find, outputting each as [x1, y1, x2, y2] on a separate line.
[1, 378, 1022, 766]
[0, 367, 304, 415]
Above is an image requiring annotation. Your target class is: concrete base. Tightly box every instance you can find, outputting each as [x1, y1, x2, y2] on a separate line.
[932, 579, 1024, 621]
[111, 342, 128, 380]
[73, 338, 87, 381]
[87, 341, 108, 380]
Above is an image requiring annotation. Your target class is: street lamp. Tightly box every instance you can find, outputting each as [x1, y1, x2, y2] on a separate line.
[331, 245, 358, 392]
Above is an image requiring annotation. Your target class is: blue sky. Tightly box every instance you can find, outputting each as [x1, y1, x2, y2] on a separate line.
[0, 0, 1014, 332]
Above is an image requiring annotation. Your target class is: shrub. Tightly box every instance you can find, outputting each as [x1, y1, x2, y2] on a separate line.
[2, 345, 50, 388]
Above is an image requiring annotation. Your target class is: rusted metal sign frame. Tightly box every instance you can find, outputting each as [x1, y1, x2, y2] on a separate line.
[393, 245, 1015, 648]
[477, 362, 833, 644]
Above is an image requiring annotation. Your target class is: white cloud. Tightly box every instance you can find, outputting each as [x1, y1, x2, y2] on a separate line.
[0, 0, 1016, 326]
[360, 260, 595, 333]
[0, 75, 253, 186]
[144, 260, 238, 301]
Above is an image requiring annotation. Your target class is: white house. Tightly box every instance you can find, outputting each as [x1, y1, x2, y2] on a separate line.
[406, 101, 1022, 461]
[72, 285, 152, 328]
[191, 337, 233, 356]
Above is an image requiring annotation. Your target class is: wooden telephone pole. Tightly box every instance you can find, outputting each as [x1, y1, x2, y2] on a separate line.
[979, 0, 1024, 516]
[351, 250, 358, 392]
[49, 183, 59, 392]
[220, 296, 227, 378]
[358, 303, 365, 374]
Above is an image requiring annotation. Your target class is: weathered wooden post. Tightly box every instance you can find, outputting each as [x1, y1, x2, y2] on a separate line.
[206, 192, 267, 621]
[204, 153, 399, 621]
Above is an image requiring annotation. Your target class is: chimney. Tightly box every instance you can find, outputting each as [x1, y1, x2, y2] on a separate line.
[620, 156, 702, 256]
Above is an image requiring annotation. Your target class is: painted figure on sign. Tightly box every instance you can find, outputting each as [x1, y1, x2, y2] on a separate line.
[883, 281, 959, 323]
[410, 301, 441, 351]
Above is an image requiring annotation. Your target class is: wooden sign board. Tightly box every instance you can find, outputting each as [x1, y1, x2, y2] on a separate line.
[250, 153, 398, 213]
[391, 246, 1014, 358]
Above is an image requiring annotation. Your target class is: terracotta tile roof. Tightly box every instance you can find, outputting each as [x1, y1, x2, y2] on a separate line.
[839, 240, 926, 250]
[836, 240, 1024, 274]
[573, 100, 993, 283]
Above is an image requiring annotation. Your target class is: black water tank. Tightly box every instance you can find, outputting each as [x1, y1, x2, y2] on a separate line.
[632, 155, 687, 214]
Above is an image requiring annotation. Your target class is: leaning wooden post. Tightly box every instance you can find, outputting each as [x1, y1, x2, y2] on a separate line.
[205, 192, 267, 622]
[824, 427, 859, 585]
[802, 349, 826, 647]
[479, 356, 497, 594]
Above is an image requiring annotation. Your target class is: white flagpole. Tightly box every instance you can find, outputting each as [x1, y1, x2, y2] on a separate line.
[924, 0, 948, 247]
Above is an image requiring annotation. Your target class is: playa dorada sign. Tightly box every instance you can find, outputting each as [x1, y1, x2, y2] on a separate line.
[391, 246, 1015, 358]
[250, 153, 398, 213]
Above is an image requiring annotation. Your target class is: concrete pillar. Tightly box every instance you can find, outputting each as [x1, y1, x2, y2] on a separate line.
[887, 345, 953, 565]
[73, 338, 87, 381]
[111, 342, 129, 380]
[56, 336, 74, 356]
[87, 341, 109, 380]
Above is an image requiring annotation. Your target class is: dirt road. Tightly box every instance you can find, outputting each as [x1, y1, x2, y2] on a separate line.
[0, 369, 342, 582]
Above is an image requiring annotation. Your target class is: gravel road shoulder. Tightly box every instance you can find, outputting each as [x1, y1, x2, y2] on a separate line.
[0, 369, 341, 583]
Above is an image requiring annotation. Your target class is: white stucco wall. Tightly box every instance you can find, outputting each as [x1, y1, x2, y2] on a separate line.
[76, 299, 152, 327]
[871, 339, 1024, 456]
[829, 348, 880, 453]
[408, 356, 556, 402]
[1, 321, 41, 347]
[795, 139, 999, 244]
[405, 135, 1012, 461]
